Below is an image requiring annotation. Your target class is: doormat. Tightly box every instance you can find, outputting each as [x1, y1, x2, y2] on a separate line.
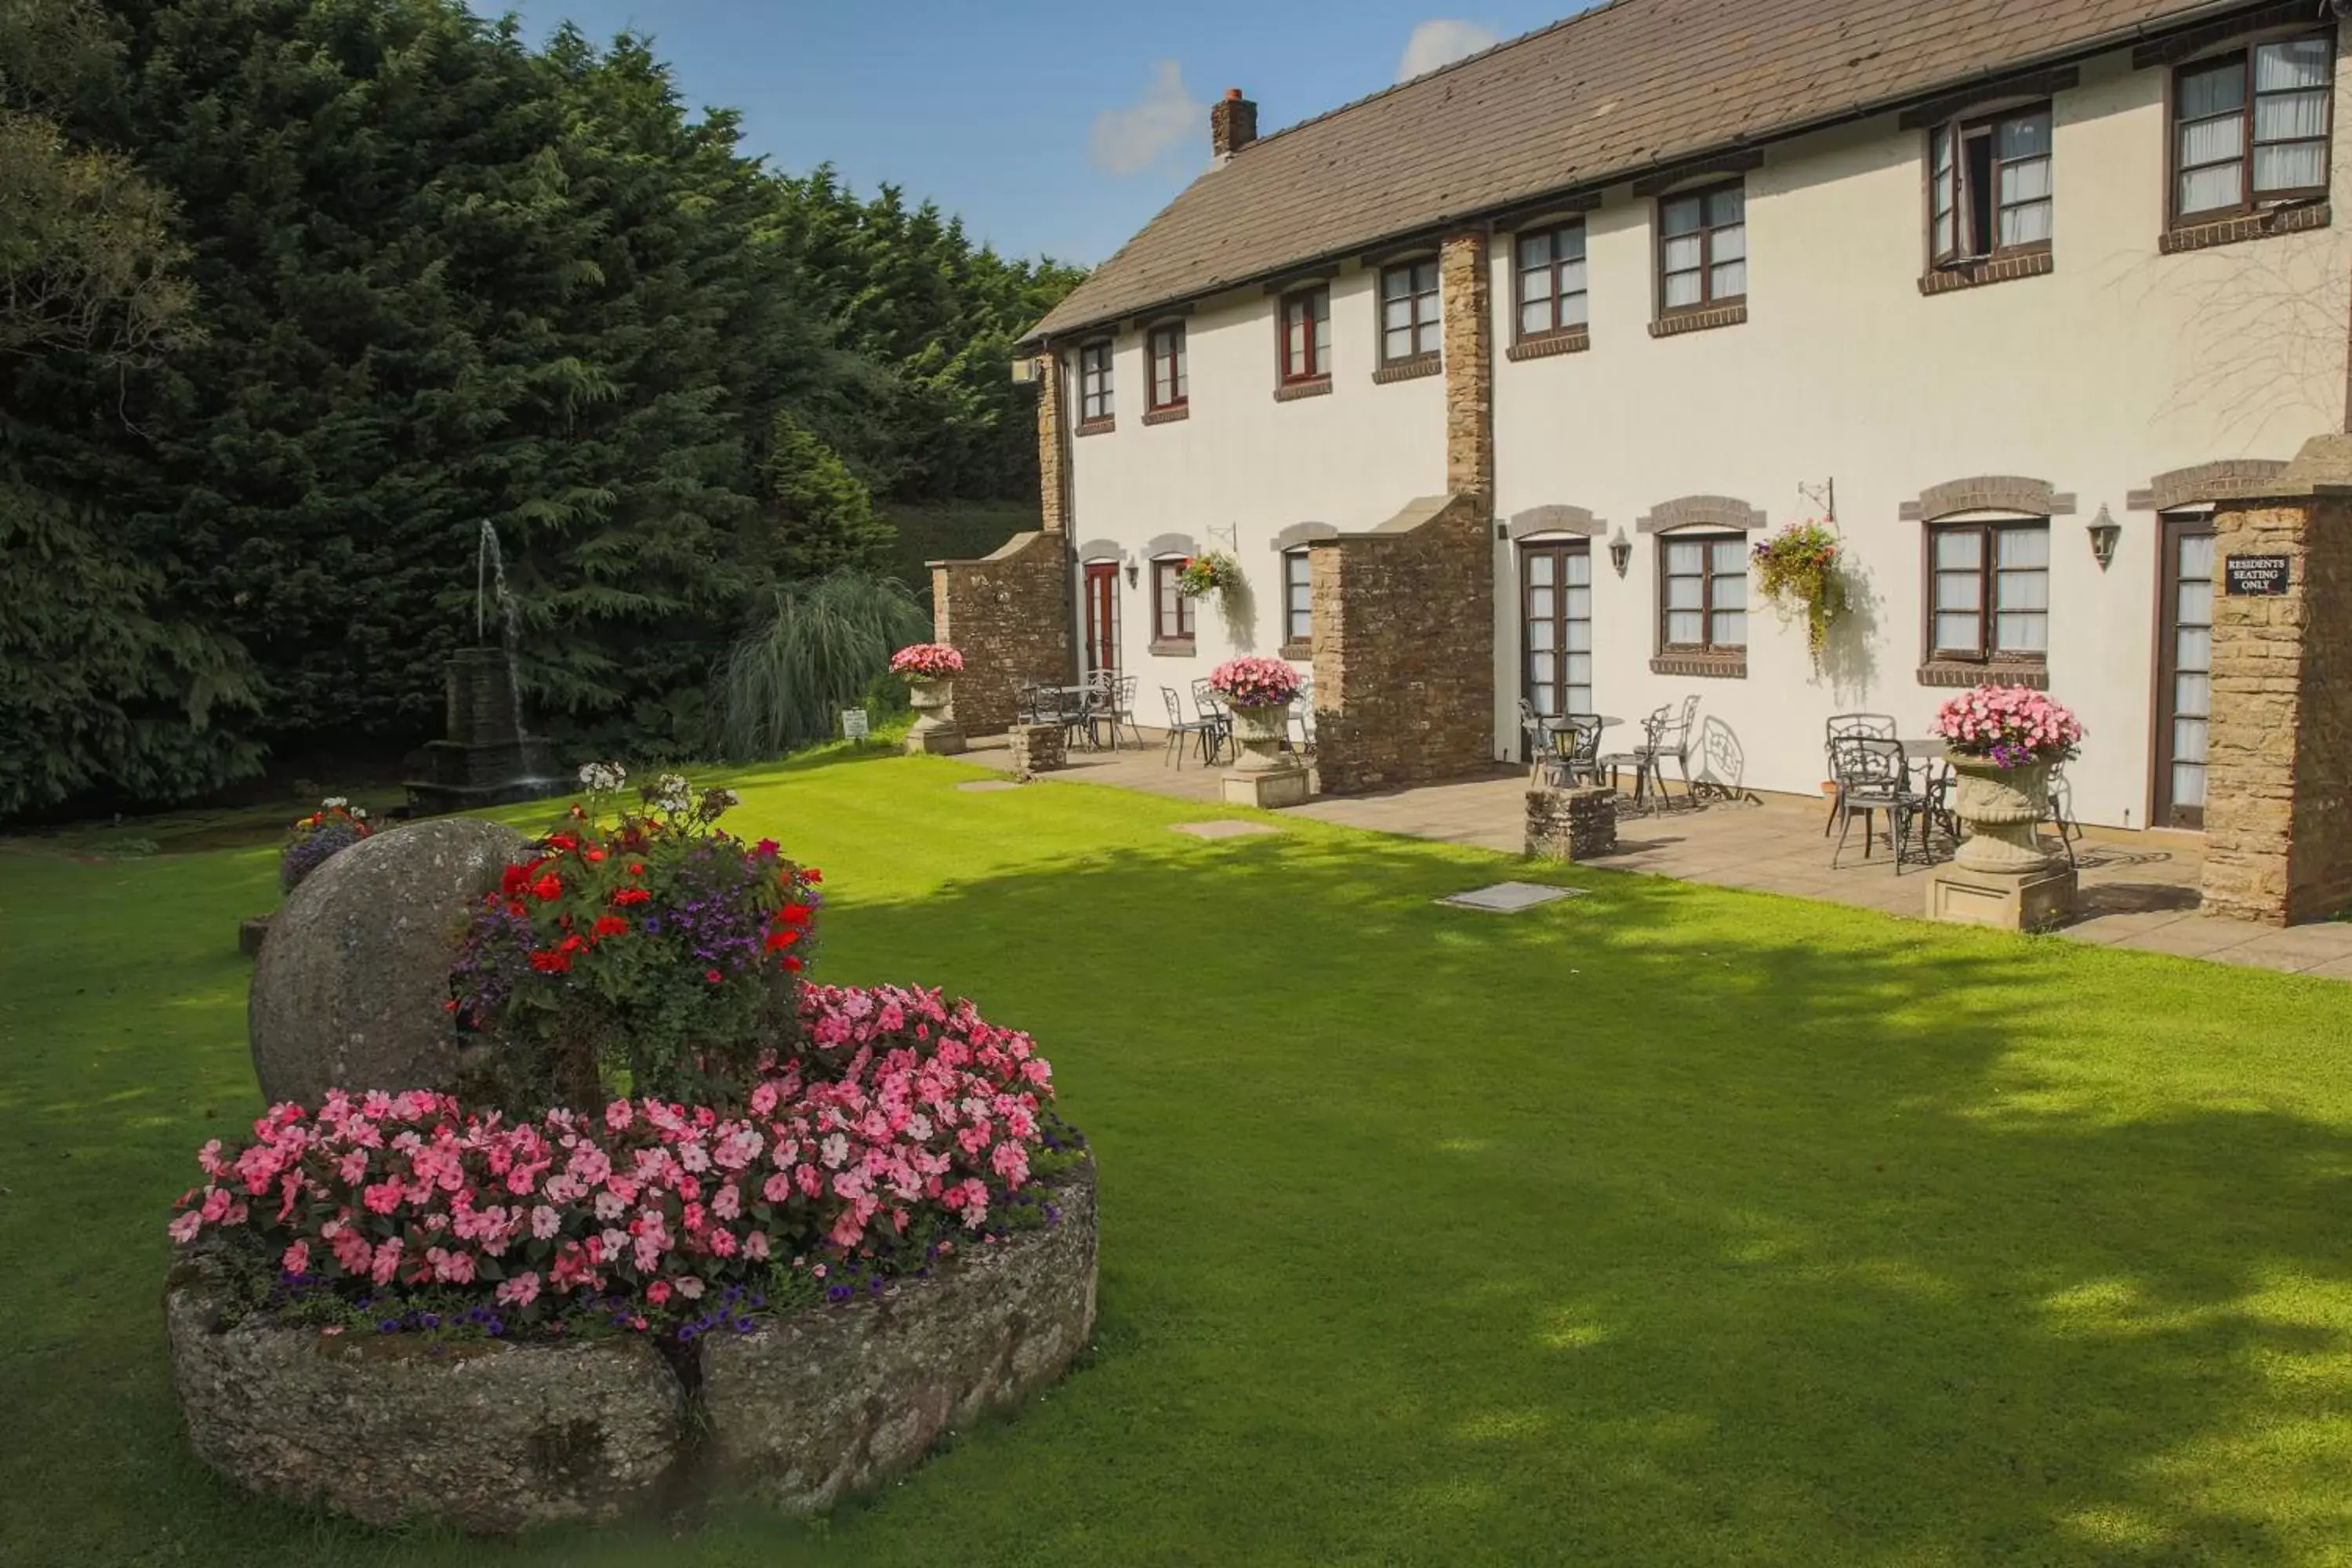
[1439, 881, 1584, 912]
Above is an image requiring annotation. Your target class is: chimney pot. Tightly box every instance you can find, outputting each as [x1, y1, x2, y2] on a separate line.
[1210, 90, 1258, 164]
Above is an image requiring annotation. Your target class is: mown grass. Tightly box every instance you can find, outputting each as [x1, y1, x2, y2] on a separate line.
[5, 750, 2352, 1566]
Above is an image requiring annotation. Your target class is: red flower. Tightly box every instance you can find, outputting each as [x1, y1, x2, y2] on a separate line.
[529, 950, 571, 973]
[782, 956, 803, 973]
[705, 968, 724, 984]
[546, 833, 579, 853]
[626, 861, 645, 876]
[779, 904, 812, 926]
[611, 887, 652, 906]
[763, 927, 799, 952]
[592, 915, 628, 938]
[585, 849, 606, 864]
[499, 865, 530, 897]
[529, 874, 563, 902]
[558, 934, 585, 954]
[754, 838, 780, 859]
[802, 869, 822, 884]
[505, 900, 528, 920]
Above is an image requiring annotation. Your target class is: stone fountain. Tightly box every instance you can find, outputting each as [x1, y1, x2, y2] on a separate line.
[404, 523, 561, 816]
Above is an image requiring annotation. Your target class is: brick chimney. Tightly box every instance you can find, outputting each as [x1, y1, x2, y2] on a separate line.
[1210, 88, 1258, 165]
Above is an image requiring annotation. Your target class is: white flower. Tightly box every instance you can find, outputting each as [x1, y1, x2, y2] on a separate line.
[322, 797, 347, 808]
[576, 761, 626, 793]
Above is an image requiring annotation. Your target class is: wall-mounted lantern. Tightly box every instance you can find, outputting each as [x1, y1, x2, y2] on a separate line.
[1122, 550, 1138, 588]
[1608, 528, 1633, 579]
[2086, 506, 2122, 572]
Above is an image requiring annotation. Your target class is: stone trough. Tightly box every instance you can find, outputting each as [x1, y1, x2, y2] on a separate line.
[165, 1162, 1098, 1534]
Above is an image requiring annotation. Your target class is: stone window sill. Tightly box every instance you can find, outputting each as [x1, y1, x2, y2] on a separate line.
[1919, 247, 2053, 296]
[2159, 201, 2329, 255]
[1073, 416, 1115, 437]
[1273, 376, 1332, 403]
[1148, 639, 1196, 659]
[1650, 651, 1746, 679]
[1372, 352, 1442, 385]
[1506, 327, 1590, 361]
[1649, 302, 1747, 339]
[1142, 404, 1189, 426]
[1279, 639, 1312, 662]
[1917, 659, 2047, 690]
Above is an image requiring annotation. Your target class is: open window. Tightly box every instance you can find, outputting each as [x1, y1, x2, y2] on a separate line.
[1929, 103, 2053, 264]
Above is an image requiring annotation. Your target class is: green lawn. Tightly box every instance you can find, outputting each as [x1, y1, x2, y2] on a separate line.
[5, 752, 2352, 1566]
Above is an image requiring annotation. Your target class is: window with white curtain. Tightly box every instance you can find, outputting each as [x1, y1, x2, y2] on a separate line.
[1929, 519, 2049, 662]
[1929, 103, 2053, 263]
[1658, 533, 1748, 651]
[2174, 33, 2334, 220]
[1657, 183, 1745, 313]
[1515, 223, 1589, 339]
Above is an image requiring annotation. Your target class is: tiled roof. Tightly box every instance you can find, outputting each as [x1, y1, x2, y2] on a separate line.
[1032, 0, 2247, 340]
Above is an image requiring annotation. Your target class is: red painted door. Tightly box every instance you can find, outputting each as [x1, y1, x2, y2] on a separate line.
[1083, 563, 1120, 676]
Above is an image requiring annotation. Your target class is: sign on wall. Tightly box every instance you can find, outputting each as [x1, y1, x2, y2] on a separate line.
[2224, 554, 2292, 596]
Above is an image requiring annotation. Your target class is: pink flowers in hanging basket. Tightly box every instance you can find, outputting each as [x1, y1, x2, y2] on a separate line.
[1930, 684, 2085, 770]
[1207, 656, 1302, 710]
[889, 643, 964, 680]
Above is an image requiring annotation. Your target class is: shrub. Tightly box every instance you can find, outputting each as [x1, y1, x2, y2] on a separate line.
[168, 985, 1073, 1338]
[447, 768, 820, 1111]
[710, 571, 932, 760]
[1207, 656, 1301, 709]
[279, 799, 374, 892]
[1930, 684, 2085, 768]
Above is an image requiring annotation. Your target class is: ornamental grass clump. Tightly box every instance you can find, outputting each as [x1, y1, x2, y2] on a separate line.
[278, 798, 373, 892]
[447, 766, 822, 1111]
[1751, 521, 1848, 666]
[1930, 684, 2085, 770]
[167, 985, 1077, 1339]
[887, 642, 964, 681]
[1207, 655, 1302, 710]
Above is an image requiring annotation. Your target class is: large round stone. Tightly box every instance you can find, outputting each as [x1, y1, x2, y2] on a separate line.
[249, 817, 528, 1106]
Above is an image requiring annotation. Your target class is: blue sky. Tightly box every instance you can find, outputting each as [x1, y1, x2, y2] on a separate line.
[483, 1, 1584, 266]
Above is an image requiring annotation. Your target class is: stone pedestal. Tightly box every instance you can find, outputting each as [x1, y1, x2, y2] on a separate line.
[1008, 722, 1066, 774]
[1221, 702, 1309, 808]
[1926, 864, 2078, 931]
[1525, 786, 1617, 862]
[2190, 434, 2352, 925]
[905, 678, 966, 757]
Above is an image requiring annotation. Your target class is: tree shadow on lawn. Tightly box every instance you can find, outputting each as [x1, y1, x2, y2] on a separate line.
[813, 833, 2352, 1566]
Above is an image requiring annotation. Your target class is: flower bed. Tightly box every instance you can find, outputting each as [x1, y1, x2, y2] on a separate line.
[1207, 655, 1301, 710]
[280, 798, 374, 892]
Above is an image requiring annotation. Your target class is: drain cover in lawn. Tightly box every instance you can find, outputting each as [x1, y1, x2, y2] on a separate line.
[1171, 820, 1282, 839]
[1439, 881, 1584, 912]
[956, 779, 1022, 793]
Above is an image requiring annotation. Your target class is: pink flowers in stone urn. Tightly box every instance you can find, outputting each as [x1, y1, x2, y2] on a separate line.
[1930, 684, 2084, 771]
[888, 643, 964, 681]
[1207, 656, 1301, 711]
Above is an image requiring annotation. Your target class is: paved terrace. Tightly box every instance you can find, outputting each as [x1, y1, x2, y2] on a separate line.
[964, 733, 2352, 980]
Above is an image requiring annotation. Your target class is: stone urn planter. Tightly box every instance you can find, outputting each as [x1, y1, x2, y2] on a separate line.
[1221, 702, 1308, 808]
[1927, 754, 2076, 931]
[903, 677, 965, 757]
[1949, 757, 2056, 873]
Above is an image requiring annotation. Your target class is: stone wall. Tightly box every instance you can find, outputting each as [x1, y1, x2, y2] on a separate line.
[1439, 229, 1494, 501]
[930, 531, 1073, 737]
[1036, 347, 1069, 535]
[2199, 444, 2352, 924]
[1309, 493, 1496, 793]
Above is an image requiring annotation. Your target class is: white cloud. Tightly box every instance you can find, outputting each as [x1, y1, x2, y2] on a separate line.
[1398, 19, 1501, 82]
[1089, 60, 1204, 176]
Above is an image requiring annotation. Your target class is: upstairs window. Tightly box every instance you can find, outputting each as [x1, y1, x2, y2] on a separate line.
[1378, 260, 1441, 365]
[1929, 519, 2049, 662]
[1930, 104, 2053, 263]
[1279, 285, 1331, 383]
[1515, 223, 1589, 339]
[1658, 183, 1746, 314]
[1659, 534, 1748, 652]
[1146, 322, 1187, 412]
[1078, 340, 1114, 423]
[2174, 34, 2334, 220]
